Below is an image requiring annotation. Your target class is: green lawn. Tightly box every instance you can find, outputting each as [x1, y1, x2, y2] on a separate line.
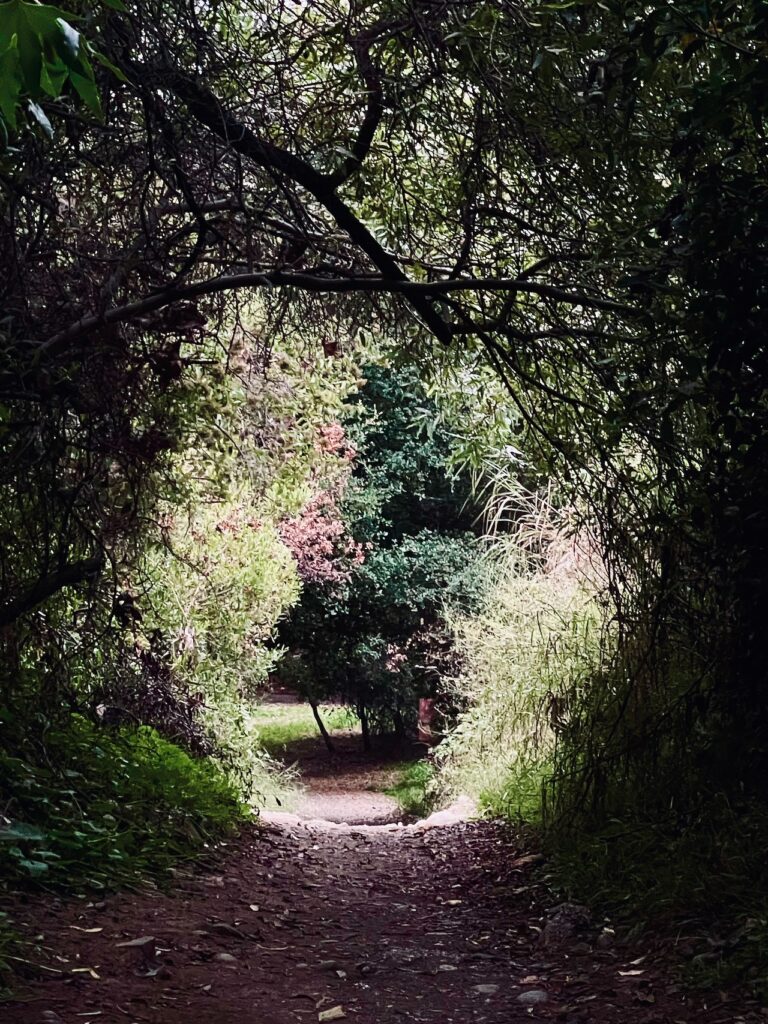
[382, 759, 436, 818]
[253, 702, 356, 756]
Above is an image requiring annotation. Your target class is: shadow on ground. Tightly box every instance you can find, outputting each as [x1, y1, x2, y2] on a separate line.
[260, 697, 427, 825]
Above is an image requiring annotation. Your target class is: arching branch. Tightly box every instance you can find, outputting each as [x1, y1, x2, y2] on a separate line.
[42, 270, 640, 351]
[144, 64, 454, 345]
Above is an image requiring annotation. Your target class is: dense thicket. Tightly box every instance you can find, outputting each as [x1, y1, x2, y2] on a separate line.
[1, 0, 768, 936]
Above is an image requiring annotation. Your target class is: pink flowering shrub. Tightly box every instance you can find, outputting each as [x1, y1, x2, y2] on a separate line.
[279, 491, 364, 585]
[314, 422, 357, 461]
[278, 422, 363, 585]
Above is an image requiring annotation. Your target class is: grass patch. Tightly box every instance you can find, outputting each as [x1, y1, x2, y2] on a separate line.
[547, 799, 768, 998]
[252, 702, 356, 756]
[384, 759, 436, 818]
[0, 912, 17, 1000]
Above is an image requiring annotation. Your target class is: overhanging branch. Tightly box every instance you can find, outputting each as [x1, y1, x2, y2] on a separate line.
[143, 64, 454, 345]
[42, 270, 640, 351]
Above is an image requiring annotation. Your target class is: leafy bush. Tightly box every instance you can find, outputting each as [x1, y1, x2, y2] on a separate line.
[280, 364, 487, 738]
[0, 709, 245, 889]
[384, 760, 437, 819]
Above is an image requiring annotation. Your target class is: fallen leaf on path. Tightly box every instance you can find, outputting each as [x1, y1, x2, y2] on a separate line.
[69, 926, 103, 934]
[210, 922, 247, 938]
[318, 1008, 346, 1021]
[516, 989, 549, 1006]
[473, 984, 499, 995]
[71, 967, 100, 979]
[510, 854, 544, 868]
[115, 936, 155, 948]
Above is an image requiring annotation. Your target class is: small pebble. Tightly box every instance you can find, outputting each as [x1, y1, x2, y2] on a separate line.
[516, 989, 549, 1006]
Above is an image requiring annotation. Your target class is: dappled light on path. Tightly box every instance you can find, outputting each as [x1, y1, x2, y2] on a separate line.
[262, 795, 477, 833]
[256, 696, 434, 826]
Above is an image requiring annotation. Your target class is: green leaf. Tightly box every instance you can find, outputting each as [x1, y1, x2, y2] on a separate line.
[27, 98, 53, 136]
[19, 858, 49, 876]
[0, 38, 22, 126]
[0, 821, 46, 841]
[0, 0, 105, 137]
[17, 2, 82, 29]
[55, 17, 81, 60]
[92, 49, 129, 83]
[39, 55, 68, 96]
[69, 68, 101, 115]
[100, 0, 127, 9]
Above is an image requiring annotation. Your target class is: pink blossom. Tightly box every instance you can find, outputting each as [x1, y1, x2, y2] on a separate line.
[278, 491, 364, 584]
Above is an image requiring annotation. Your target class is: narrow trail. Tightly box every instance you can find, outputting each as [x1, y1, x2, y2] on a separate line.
[5, 818, 761, 1024]
[4, 724, 763, 1022]
[278, 732, 407, 825]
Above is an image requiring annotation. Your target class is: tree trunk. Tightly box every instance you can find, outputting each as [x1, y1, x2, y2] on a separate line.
[309, 700, 335, 754]
[359, 703, 371, 752]
[393, 703, 405, 740]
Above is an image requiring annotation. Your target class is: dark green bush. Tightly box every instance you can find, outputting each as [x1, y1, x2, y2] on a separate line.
[0, 708, 245, 890]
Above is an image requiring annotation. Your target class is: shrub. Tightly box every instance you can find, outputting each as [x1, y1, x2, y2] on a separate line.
[0, 709, 245, 889]
[437, 534, 604, 821]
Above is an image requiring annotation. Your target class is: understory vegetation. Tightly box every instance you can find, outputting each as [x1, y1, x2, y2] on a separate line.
[438, 516, 605, 822]
[383, 760, 437, 820]
[278, 363, 487, 745]
[3, 0, 768, 999]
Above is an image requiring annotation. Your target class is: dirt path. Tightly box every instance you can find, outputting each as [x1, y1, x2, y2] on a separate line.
[281, 732, 411, 824]
[4, 816, 763, 1023]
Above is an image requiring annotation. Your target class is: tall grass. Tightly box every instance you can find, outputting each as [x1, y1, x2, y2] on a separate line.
[438, 482, 768, 998]
[438, 492, 606, 820]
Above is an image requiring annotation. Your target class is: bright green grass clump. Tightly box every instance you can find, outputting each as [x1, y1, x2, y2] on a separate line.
[384, 759, 436, 818]
[0, 712, 246, 891]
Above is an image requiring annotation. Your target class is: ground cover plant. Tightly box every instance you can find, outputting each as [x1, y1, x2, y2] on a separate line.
[382, 759, 437, 820]
[0, 711, 244, 889]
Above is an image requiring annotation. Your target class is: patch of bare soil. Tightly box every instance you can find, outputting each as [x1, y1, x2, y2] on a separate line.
[281, 731, 414, 824]
[4, 819, 765, 1024]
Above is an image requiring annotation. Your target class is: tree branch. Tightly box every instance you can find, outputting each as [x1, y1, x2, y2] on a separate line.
[145, 64, 453, 344]
[42, 270, 640, 351]
[0, 555, 105, 628]
[326, 15, 396, 187]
